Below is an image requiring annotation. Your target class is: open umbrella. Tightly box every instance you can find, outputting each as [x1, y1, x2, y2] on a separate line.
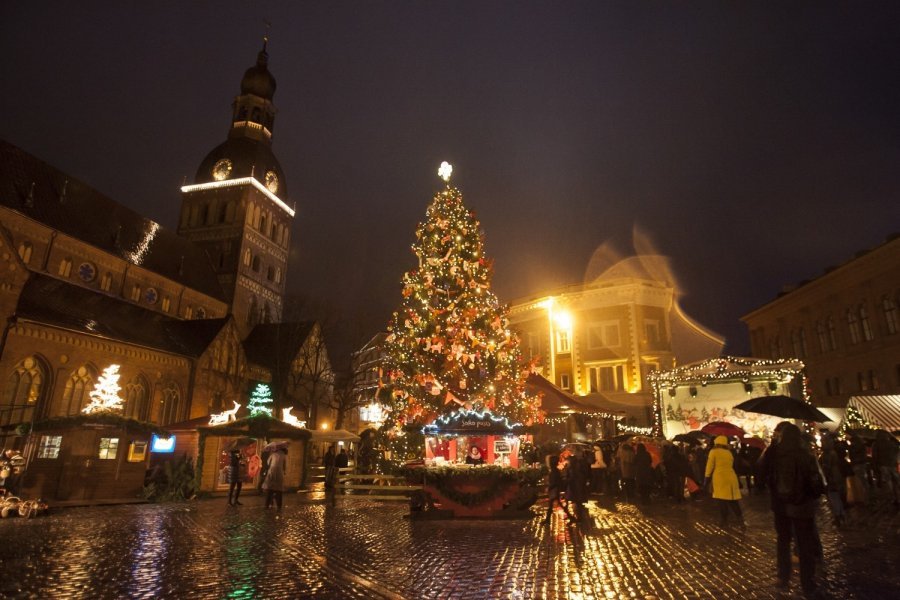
[611, 433, 634, 444]
[263, 440, 290, 453]
[734, 395, 832, 422]
[673, 433, 704, 445]
[701, 421, 746, 438]
[741, 436, 767, 450]
[225, 437, 256, 451]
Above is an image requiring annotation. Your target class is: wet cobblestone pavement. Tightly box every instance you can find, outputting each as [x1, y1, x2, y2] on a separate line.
[0, 492, 897, 599]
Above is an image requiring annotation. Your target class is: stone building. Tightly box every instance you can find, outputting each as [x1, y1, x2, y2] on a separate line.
[0, 41, 328, 501]
[507, 256, 724, 426]
[742, 233, 900, 409]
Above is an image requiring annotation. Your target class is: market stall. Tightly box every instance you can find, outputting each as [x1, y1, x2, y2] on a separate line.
[404, 409, 543, 518]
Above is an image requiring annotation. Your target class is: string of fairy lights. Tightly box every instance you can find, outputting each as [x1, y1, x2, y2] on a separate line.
[382, 165, 542, 429]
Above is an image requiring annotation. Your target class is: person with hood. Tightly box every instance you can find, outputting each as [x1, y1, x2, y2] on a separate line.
[590, 443, 607, 495]
[704, 435, 745, 527]
[767, 422, 824, 595]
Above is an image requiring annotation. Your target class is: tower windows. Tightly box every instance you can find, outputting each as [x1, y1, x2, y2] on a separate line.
[243, 249, 251, 267]
[267, 266, 275, 281]
[885, 296, 899, 335]
[17, 242, 33, 264]
[58, 258, 72, 277]
[251, 256, 260, 272]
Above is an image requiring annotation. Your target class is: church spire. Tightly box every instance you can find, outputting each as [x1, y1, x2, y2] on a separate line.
[229, 35, 277, 144]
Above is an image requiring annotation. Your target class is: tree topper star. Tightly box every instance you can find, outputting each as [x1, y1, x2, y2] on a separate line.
[438, 161, 453, 183]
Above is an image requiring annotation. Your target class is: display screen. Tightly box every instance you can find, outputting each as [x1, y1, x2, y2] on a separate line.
[150, 434, 176, 453]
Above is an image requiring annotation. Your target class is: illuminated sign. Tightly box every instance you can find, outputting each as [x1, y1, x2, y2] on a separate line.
[150, 435, 176, 453]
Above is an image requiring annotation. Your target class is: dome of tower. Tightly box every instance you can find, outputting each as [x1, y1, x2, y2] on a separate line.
[240, 47, 276, 100]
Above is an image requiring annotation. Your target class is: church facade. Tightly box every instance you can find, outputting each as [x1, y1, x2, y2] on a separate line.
[0, 41, 330, 501]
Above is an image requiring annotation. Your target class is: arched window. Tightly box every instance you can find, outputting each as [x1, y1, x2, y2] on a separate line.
[827, 317, 838, 350]
[275, 268, 282, 284]
[62, 365, 96, 416]
[226, 201, 236, 222]
[17, 242, 33, 264]
[243, 249, 251, 267]
[259, 213, 267, 234]
[267, 266, 275, 281]
[124, 374, 150, 421]
[847, 309, 861, 345]
[251, 256, 260, 272]
[884, 296, 899, 335]
[58, 258, 73, 277]
[247, 296, 258, 327]
[859, 306, 873, 341]
[100, 272, 112, 291]
[217, 202, 227, 224]
[2, 356, 47, 427]
[159, 382, 183, 425]
[253, 206, 261, 228]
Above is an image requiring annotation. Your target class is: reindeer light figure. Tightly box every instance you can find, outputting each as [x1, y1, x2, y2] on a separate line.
[209, 401, 241, 425]
[282, 407, 307, 428]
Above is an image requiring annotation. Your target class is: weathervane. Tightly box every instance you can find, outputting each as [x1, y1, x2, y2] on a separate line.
[438, 161, 453, 185]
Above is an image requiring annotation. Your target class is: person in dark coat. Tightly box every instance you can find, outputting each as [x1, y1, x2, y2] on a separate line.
[566, 454, 589, 521]
[323, 445, 336, 489]
[544, 455, 576, 525]
[766, 423, 824, 595]
[633, 444, 654, 505]
[872, 430, 900, 505]
[820, 435, 846, 525]
[226, 449, 245, 506]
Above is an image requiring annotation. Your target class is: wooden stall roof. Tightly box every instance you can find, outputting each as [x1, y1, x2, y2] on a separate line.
[196, 414, 312, 440]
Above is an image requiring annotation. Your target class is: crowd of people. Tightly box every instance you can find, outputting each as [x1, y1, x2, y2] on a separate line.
[543, 426, 899, 596]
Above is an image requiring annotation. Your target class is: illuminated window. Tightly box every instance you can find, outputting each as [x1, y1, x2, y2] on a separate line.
[58, 258, 72, 277]
[17, 242, 33, 264]
[37, 435, 62, 459]
[857, 371, 867, 391]
[100, 272, 112, 291]
[184, 306, 193, 319]
[3, 356, 45, 427]
[588, 322, 620, 348]
[130, 284, 141, 302]
[63, 365, 94, 415]
[98, 437, 119, 460]
[161, 297, 171, 312]
[560, 373, 571, 390]
[556, 330, 570, 353]
[588, 365, 625, 392]
[159, 383, 182, 425]
[275, 268, 282, 284]
[243, 249, 251, 266]
[884, 297, 899, 335]
[644, 320, 661, 345]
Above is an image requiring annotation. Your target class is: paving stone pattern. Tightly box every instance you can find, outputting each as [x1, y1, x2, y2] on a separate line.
[0, 493, 897, 599]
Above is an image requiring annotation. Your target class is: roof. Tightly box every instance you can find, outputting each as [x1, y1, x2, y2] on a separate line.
[16, 273, 228, 357]
[0, 140, 225, 301]
[847, 395, 900, 432]
[243, 321, 316, 368]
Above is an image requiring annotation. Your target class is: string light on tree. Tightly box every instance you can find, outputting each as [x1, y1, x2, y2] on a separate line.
[82, 364, 125, 414]
[248, 383, 274, 417]
[382, 162, 542, 430]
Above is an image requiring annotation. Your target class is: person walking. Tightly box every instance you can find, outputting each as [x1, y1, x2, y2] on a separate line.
[323, 445, 336, 490]
[262, 447, 287, 509]
[226, 449, 245, 506]
[590, 443, 607, 495]
[634, 444, 654, 505]
[544, 455, 576, 525]
[767, 423, 824, 595]
[566, 453, 588, 521]
[819, 435, 847, 525]
[704, 436, 745, 527]
[617, 443, 636, 502]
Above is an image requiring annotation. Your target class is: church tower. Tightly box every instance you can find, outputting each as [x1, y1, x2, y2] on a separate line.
[178, 38, 294, 337]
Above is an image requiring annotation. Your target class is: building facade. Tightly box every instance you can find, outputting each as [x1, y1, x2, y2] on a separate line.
[0, 41, 331, 500]
[741, 233, 900, 409]
[507, 257, 724, 426]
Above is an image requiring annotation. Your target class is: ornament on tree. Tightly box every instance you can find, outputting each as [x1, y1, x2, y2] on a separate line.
[82, 364, 125, 414]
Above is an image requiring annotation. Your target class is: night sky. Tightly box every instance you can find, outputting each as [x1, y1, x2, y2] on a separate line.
[3, 3, 900, 359]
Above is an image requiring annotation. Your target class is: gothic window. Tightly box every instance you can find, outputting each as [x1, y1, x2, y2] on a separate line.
[847, 309, 861, 345]
[885, 296, 899, 335]
[17, 242, 33, 264]
[259, 213, 267, 234]
[63, 365, 96, 416]
[2, 356, 46, 427]
[857, 306, 873, 341]
[251, 256, 260, 272]
[124, 375, 149, 421]
[58, 258, 72, 277]
[159, 382, 183, 425]
[253, 205, 261, 228]
[275, 268, 282, 284]
[100, 272, 112, 291]
[130, 284, 141, 302]
[827, 317, 838, 350]
[161, 297, 171, 312]
[243, 249, 251, 267]
[267, 266, 275, 281]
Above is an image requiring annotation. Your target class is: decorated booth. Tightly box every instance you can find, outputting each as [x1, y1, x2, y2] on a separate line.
[401, 409, 542, 518]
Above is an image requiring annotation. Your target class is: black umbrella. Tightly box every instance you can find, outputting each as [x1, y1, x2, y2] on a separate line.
[673, 433, 704, 445]
[734, 395, 832, 422]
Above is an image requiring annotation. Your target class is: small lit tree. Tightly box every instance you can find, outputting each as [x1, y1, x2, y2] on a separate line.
[248, 383, 274, 417]
[82, 364, 125, 414]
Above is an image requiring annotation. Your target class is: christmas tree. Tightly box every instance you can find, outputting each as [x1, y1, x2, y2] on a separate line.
[82, 364, 125, 414]
[383, 162, 540, 428]
[248, 383, 274, 417]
